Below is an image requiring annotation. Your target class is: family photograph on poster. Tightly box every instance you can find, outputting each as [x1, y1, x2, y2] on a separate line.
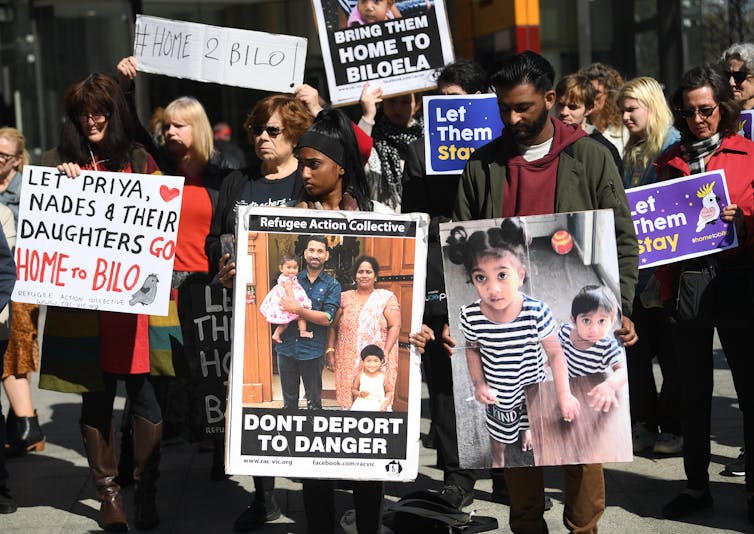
[311, 0, 454, 105]
[225, 207, 427, 481]
[440, 209, 632, 469]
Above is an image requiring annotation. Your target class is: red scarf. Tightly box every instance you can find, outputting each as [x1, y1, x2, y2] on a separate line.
[502, 117, 587, 217]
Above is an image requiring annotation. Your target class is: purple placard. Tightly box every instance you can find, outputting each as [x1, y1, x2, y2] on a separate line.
[739, 110, 754, 140]
[626, 170, 738, 269]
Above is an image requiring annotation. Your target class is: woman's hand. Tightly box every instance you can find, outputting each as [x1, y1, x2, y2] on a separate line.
[116, 56, 138, 91]
[218, 254, 236, 288]
[722, 203, 746, 239]
[359, 82, 383, 124]
[325, 352, 335, 372]
[295, 84, 324, 117]
[615, 315, 637, 347]
[57, 162, 82, 178]
[587, 381, 619, 413]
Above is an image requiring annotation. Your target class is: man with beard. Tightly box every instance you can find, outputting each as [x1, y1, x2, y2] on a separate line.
[276, 236, 341, 410]
[453, 51, 638, 533]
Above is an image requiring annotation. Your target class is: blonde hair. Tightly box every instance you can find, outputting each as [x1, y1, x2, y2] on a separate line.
[163, 97, 214, 167]
[618, 77, 673, 171]
[0, 127, 29, 172]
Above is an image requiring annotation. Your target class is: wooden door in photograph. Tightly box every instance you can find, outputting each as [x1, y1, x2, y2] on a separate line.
[242, 232, 274, 404]
[364, 237, 414, 412]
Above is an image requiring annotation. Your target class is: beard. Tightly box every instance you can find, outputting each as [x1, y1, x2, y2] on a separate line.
[509, 106, 550, 144]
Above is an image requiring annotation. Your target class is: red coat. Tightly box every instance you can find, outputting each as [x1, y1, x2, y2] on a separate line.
[653, 134, 754, 299]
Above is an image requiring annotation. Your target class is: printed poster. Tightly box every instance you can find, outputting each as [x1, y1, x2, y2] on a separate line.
[441, 210, 632, 468]
[12, 166, 183, 315]
[739, 110, 754, 140]
[225, 207, 427, 480]
[626, 170, 736, 269]
[423, 94, 503, 175]
[311, 0, 455, 106]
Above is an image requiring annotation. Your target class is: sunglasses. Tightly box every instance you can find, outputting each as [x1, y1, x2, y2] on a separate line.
[249, 125, 284, 137]
[675, 104, 719, 119]
[0, 152, 18, 163]
[723, 70, 751, 85]
[77, 111, 110, 124]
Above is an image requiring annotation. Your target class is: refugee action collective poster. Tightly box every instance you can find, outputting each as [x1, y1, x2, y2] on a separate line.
[225, 206, 427, 480]
[441, 210, 632, 468]
[311, 0, 455, 105]
[12, 165, 183, 316]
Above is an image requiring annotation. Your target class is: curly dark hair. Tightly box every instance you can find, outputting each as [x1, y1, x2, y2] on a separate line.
[59, 73, 136, 171]
[670, 65, 740, 140]
[446, 218, 527, 281]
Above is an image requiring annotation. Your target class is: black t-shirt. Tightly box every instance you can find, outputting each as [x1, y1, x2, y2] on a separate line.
[240, 171, 298, 207]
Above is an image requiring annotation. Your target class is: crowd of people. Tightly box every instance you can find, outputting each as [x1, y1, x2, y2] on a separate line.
[0, 36, 751, 534]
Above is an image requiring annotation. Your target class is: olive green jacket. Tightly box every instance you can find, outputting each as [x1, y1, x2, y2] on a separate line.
[453, 136, 638, 316]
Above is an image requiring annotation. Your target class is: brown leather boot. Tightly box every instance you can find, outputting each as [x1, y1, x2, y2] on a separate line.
[132, 415, 162, 530]
[80, 424, 128, 532]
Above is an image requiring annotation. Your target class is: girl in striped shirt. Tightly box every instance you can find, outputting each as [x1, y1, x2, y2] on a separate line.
[448, 219, 580, 467]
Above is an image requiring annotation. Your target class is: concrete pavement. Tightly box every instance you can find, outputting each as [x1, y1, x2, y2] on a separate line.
[1, 343, 752, 533]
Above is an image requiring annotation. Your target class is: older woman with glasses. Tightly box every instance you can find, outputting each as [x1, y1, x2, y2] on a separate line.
[721, 42, 754, 112]
[654, 66, 754, 524]
[206, 93, 313, 533]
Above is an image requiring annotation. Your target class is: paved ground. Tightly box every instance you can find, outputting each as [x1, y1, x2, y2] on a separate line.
[2, 342, 753, 533]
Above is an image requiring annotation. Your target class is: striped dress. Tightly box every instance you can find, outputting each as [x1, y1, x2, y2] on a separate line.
[459, 295, 554, 444]
[557, 322, 624, 377]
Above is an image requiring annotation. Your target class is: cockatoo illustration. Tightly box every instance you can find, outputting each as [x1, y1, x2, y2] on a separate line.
[129, 274, 159, 306]
[695, 181, 720, 232]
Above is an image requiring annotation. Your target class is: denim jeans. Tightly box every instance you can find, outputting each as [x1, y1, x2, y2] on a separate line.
[277, 353, 323, 410]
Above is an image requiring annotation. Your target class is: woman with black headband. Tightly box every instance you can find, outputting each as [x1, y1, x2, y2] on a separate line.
[294, 108, 391, 533]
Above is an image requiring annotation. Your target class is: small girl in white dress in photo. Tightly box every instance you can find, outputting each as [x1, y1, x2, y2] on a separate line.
[351, 344, 393, 412]
[259, 253, 313, 343]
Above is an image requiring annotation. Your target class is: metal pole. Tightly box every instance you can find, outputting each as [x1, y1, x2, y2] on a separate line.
[577, 0, 591, 68]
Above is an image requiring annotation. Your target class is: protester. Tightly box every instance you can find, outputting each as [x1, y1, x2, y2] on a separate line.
[656, 66, 754, 524]
[326, 255, 400, 410]
[294, 108, 389, 533]
[42, 72, 162, 532]
[554, 73, 623, 174]
[213, 121, 247, 169]
[616, 76, 683, 455]
[0, 127, 45, 457]
[359, 84, 423, 211]
[206, 93, 313, 533]
[721, 42, 754, 112]
[580, 62, 630, 157]
[719, 42, 754, 476]
[0, 226, 17, 513]
[411, 51, 638, 533]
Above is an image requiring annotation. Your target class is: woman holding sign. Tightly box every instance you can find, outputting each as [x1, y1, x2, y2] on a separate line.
[41, 72, 162, 532]
[654, 66, 754, 523]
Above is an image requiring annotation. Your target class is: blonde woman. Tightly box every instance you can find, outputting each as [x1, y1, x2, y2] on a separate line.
[0, 127, 46, 458]
[618, 77, 681, 188]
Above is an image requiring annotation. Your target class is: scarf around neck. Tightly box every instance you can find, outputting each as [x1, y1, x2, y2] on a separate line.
[371, 115, 424, 209]
[680, 132, 722, 174]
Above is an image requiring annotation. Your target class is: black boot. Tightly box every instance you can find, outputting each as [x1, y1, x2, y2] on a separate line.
[81, 423, 128, 532]
[233, 489, 281, 532]
[6, 409, 45, 458]
[114, 404, 134, 488]
[132, 415, 162, 530]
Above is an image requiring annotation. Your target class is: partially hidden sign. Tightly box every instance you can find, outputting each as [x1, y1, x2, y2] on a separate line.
[423, 94, 503, 174]
[133, 15, 307, 93]
[12, 166, 183, 315]
[626, 170, 737, 269]
[739, 110, 754, 140]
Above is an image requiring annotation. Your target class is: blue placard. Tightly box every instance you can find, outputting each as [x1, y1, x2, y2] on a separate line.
[423, 94, 504, 175]
[739, 110, 754, 140]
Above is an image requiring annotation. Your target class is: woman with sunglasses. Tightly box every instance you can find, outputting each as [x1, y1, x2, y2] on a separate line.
[41, 72, 162, 532]
[655, 66, 754, 523]
[721, 43, 754, 112]
[206, 93, 313, 533]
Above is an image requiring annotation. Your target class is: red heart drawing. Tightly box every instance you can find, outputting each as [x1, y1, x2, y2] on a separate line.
[160, 185, 180, 202]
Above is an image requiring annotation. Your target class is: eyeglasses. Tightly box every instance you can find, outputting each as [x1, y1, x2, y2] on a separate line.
[675, 104, 719, 119]
[77, 112, 110, 124]
[0, 152, 18, 163]
[248, 125, 284, 137]
[723, 70, 751, 85]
